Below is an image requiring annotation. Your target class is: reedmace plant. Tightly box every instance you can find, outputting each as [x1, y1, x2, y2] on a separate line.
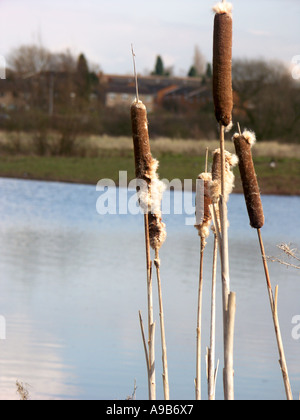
[233, 129, 293, 400]
[212, 0, 236, 401]
[131, 46, 169, 400]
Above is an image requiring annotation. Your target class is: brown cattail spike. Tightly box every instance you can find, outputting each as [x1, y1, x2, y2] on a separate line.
[213, 2, 233, 129]
[233, 130, 265, 229]
[131, 100, 167, 250]
[131, 100, 153, 181]
[195, 172, 213, 240]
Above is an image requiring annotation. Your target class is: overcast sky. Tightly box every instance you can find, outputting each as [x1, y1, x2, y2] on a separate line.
[0, 0, 299, 75]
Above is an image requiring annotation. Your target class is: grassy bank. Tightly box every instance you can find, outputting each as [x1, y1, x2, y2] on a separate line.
[0, 134, 299, 195]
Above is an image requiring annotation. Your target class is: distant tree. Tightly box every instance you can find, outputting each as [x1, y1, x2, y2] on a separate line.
[76, 53, 90, 99]
[188, 65, 198, 78]
[49, 49, 77, 72]
[8, 45, 51, 77]
[206, 63, 212, 79]
[232, 58, 300, 142]
[153, 56, 165, 76]
[77, 53, 89, 76]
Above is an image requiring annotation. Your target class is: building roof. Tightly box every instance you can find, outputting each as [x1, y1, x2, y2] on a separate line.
[103, 74, 203, 96]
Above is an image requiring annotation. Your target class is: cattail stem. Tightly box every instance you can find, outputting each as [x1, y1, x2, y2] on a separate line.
[219, 125, 230, 306]
[219, 125, 235, 400]
[154, 248, 170, 400]
[257, 229, 293, 400]
[139, 311, 150, 377]
[131, 44, 140, 103]
[207, 234, 218, 400]
[195, 237, 206, 400]
[223, 292, 236, 400]
[219, 123, 234, 400]
[195, 168, 212, 400]
[144, 213, 156, 400]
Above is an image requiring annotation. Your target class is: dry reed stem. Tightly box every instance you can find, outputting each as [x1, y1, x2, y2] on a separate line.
[139, 311, 150, 376]
[144, 212, 156, 400]
[195, 161, 212, 399]
[278, 243, 300, 262]
[209, 133, 236, 400]
[154, 250, 170, 400]
[213, 4, 233, 129]
[223, 292, 236, 400]
[233, 131, 265, 229]
[219, 124, 235, 400]
[207, 234, 219, 400]
[257, 229, 293, 400]
[195, 237, 206, 400]
[268, 243, 300, 270]
[218, 127, 230, 309]
[148, 321, 156, 399]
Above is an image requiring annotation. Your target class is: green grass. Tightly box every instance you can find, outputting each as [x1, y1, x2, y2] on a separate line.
[0, 153, 299, 195]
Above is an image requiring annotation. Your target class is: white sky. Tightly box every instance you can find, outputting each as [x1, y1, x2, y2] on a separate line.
[0, 0, 299, 75]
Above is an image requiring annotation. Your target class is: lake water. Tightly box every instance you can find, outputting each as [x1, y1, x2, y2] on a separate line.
[0, 178, 299, 400]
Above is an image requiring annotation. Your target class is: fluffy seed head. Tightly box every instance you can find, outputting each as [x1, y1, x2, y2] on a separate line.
[210, 149, 238, 203]
[234, 130, 256, 147]
[149, 214, 167, 250]
[213, 1, 233, 16]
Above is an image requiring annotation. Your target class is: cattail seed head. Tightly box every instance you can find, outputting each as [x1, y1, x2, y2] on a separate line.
[131, 99, 167, 250]
[233, 130, 265, 229]
[210, 148, 238, 203]
[195, 172, 213, 240]
[149, 213, 167, 251]
[213, 1, 233, 15]
[213, 3, 233, 129]
[131, 100, 153, 180]
[147, 159, 167, 250]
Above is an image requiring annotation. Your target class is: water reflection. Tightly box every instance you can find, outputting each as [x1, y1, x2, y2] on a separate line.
[0, 178, 299, 400]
